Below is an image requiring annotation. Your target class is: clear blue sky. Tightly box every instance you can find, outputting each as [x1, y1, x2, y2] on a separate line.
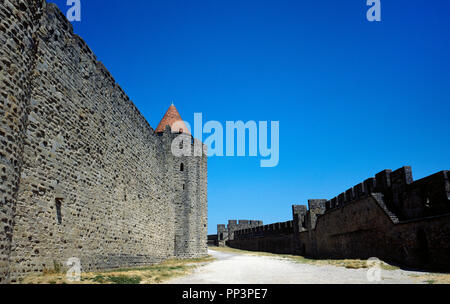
[50, 0, 450, 234]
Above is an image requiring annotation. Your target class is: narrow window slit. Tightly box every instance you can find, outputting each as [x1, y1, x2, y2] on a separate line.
[55, 198, 63, 224]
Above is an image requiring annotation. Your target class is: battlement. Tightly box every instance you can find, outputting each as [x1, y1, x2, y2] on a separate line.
[292, 205, 308, 232]
[216, 220, 263, 245]
[234, 220, 294, 240]
[217, 224, 227, 232]
[323, 167, 450, 220]
[226, 167, 450, 270]
[224, 167, 450, 244]
[226, 219, 263, 229]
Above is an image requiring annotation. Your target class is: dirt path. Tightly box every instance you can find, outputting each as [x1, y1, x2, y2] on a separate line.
[167, 249, 425, 284]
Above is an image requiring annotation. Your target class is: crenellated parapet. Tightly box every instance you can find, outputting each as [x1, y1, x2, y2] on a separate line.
[289, 167, 450, 233]
[292, 205, 307, 233]
[226, 167, 450, 270]
[216, 220, 263, 245]
[323, 167, 450, 221]
[234, 220, 294, 240]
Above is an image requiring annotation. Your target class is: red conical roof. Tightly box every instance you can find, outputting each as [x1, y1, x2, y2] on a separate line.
[155, 104, 190, 134]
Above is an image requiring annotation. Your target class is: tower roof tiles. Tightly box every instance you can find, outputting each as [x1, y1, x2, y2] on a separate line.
[155, 104, 190, 135]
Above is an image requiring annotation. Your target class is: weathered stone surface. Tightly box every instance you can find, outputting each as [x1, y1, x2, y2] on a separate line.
[216, 220, 263, 246]
[226, 167, 450, 271]
[0, 0, 207, 283]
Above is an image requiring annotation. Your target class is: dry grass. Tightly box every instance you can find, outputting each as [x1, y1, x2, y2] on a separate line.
[209, 246, 399, 271]
[410, 274, 450, 284]
[21, 255, 215, 285]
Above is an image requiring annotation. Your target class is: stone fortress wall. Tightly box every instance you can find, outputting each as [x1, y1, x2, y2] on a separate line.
[231, 220, 295, 254]
[216, 220, 263, 246]
[225, 167, 450, 271]
[0, 0, 207, 283]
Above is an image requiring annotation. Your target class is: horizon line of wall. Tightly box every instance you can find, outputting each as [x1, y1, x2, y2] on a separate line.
[228, 166, 450, 238]
[224, 166, 450, 271]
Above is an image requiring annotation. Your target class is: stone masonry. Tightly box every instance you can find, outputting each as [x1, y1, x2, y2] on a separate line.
[217, 220, 263, 246]
[226, 167, 450, 271]
[0, 0, 207, 283]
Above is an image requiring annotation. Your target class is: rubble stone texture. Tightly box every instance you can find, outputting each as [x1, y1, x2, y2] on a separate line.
[226, 167, 450, 271]
[0, 0, 207, 283]
[216, 220, 263, 246]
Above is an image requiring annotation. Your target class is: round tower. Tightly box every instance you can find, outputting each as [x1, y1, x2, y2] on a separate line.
[156, 104, 208, 258]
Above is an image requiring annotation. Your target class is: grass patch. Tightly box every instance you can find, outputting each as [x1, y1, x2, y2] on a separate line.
[410, 274, 450, 284]
[42, 260, 64, 275]
[209, 246, 399, 271]
[21, 255, 214, 285]
[88, 274, 142, 284]
[106, 275, 142, 284]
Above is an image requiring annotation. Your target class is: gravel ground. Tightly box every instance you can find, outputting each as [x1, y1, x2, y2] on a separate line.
[167, 250, 426, 284]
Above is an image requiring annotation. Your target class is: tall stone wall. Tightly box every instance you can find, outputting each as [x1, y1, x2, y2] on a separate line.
[0, 0, 43, 284]
[229, 221, 294, 254]
[307, 193, 450, 270]
[227, 167, 450, 271]
[216, 219, 263, 246]
[0, 0, 207, 283]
